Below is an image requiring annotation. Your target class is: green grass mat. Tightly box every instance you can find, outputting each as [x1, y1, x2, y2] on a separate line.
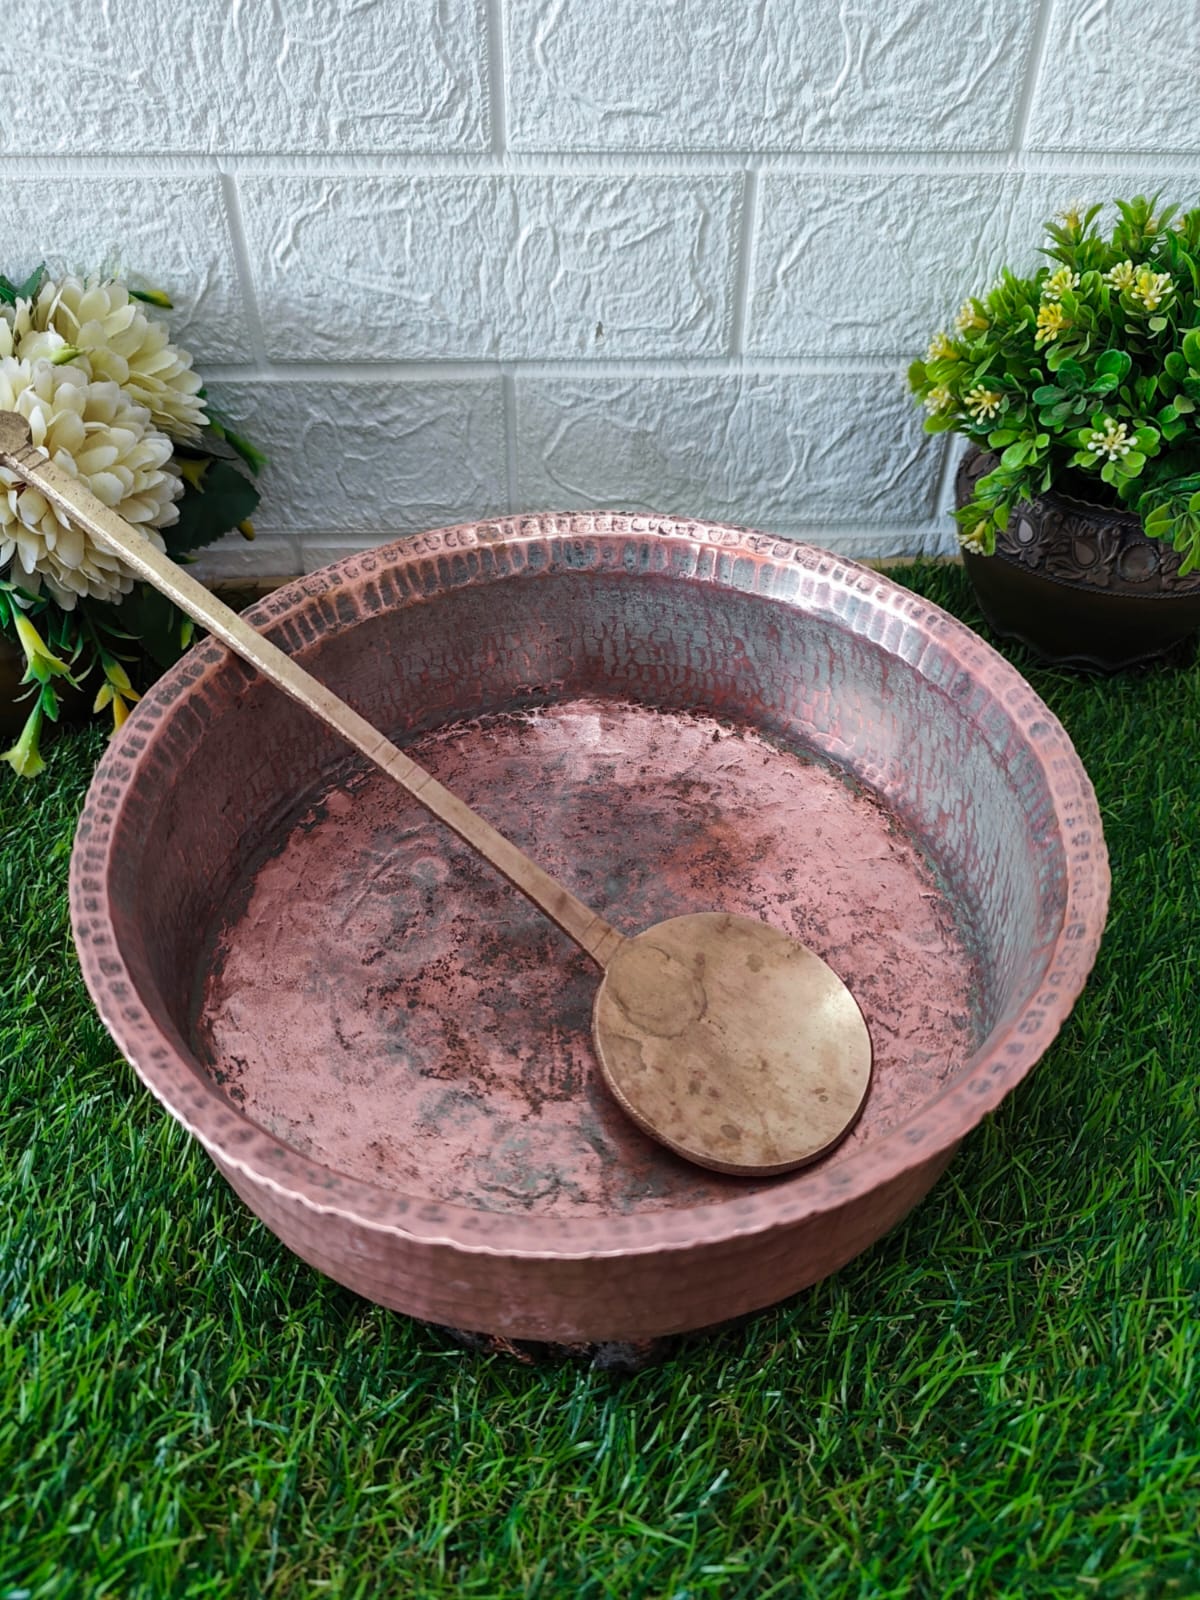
[2, 565, 1197, 1599]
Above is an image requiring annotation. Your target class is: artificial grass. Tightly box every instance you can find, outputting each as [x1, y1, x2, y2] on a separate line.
[1, 564, 1198, 1600]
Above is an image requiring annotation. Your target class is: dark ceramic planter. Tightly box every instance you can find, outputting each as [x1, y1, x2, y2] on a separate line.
[956, 447, 1200, 671]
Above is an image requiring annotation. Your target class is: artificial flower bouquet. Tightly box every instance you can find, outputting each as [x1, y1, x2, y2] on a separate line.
[0, 266, 263, 776]
[908, 195, 1200, 573]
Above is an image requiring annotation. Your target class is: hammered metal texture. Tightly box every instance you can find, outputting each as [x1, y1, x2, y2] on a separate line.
[69, 513, 1109, 1341]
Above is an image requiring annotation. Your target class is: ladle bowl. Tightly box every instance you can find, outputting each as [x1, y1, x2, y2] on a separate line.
[69, 513, 1108, 1342]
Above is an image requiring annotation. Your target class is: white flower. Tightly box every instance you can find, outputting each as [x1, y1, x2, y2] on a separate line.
[923, 383, 954, 413]
[1086, 417, 1132, 461]
[1130, 267, 1173, 312]
[1042, 267, 1080, 301]
[958, 521, 990, 555]
[925, 331, 957, 363]
[31, 276, 207, 441]
[0, 358, 180, 607]
[1035, 303, 1069, 345]
[1053, 202, 1086, 232]
[964, 385, 1003, 420]
[1105, 259, 1137, 292]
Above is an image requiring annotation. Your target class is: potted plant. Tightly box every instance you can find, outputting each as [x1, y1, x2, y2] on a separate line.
[0, 266, 264, 774]
[909, 196, 1200, 669]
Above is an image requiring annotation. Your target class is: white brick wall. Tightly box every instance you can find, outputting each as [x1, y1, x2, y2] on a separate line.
[2, 0, 1198, 575]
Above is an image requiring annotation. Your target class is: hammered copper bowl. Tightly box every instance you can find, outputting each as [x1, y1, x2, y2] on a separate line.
[69, 513, 1108, 1342]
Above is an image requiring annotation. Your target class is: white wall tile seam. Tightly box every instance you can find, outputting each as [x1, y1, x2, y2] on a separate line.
[6, 153, 1200, 178]
[485, 0, 508, 154]
[1009, 0, 1059, 155]
[502, 371, 519, 514]
[199, 359, 915, 382]
[727, 169, 759, 359]
[217, 170, 270, 373]
[719, 173, 753, 359]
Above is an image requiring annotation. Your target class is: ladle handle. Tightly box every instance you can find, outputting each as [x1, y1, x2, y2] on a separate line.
[0, 414, 625, 970]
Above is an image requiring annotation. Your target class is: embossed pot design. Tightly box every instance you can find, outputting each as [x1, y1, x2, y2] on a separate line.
[957, 447, 1200, 670]
[69, 513, 1109, 1343]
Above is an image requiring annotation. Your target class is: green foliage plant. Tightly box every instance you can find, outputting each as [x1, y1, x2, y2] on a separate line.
[909, 196, 1200, 572]
[0, 265, 264, 776]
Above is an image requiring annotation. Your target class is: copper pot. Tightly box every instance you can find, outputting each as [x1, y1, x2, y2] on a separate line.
[69, 513, 1109, 1342]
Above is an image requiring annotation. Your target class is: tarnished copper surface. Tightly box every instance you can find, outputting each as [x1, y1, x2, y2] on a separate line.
[69, 513, 1109, 1341]
[197, 703, 932, 1205]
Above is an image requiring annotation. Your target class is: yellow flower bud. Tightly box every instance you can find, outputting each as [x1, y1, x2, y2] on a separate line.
[2, 704, 46, 778]
[13, 613, 70, 677]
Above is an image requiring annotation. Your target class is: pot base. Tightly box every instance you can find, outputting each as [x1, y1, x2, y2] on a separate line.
[963, 548, 1200, 672]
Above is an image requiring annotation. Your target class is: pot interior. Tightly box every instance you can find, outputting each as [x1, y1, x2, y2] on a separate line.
[91, 531, 1086, 1222]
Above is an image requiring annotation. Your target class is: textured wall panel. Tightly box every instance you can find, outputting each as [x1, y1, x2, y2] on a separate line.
[207, 381, 507, 542]
[239, 175, 742, 359]
[1027, 0, 1200, 152]
[1, 0, 489, 154]
[507, 0, 1039, 151]
[2, 0, 1197, 567]
[3, 177, 248, 364]
[514, 375, 943, 535]
[749, 175, 1022, 357]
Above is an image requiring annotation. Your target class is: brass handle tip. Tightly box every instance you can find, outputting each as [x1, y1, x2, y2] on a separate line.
[0, 411, 33, 460]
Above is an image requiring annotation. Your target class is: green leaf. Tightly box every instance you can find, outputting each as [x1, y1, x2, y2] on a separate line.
[1143, 504, 1173, 535]
[1032, 385, 1065, 405]
[1, 263, 47, 304]
[987, 428, 1020, 448]
[1182, 328, 1200, 369]
[204, 403, 268, 475]
[1165, 351, 1188, 381]
[1056, 358, 1087, 391]
[1091, 374, 1119, 395]
[1117, 450, 1146, 475]
[1000, 440, 1033, 469]
[110, 585, 188, 671]
[163, 459, 261, 559]
[1148, 315, 1169, 332]
[1173, 394, 1195, 413]
[1094, 349, 1132, 380]
[1042, 401, 1080, 426]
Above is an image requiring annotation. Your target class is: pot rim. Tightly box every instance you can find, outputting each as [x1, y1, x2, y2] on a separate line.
[959, 443, 1144, 527]
[68, 512, 1110, 1263]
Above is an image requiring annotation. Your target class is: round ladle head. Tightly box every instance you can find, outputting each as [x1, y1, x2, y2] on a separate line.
[0, 411, 873, 1179]
[593, 912, 872, 1176]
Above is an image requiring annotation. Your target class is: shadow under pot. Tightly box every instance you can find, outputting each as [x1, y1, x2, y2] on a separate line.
[955, 446, 1200, 671]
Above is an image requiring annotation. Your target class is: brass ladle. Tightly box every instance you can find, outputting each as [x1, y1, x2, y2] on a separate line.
[0, 412, 872, 1176]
